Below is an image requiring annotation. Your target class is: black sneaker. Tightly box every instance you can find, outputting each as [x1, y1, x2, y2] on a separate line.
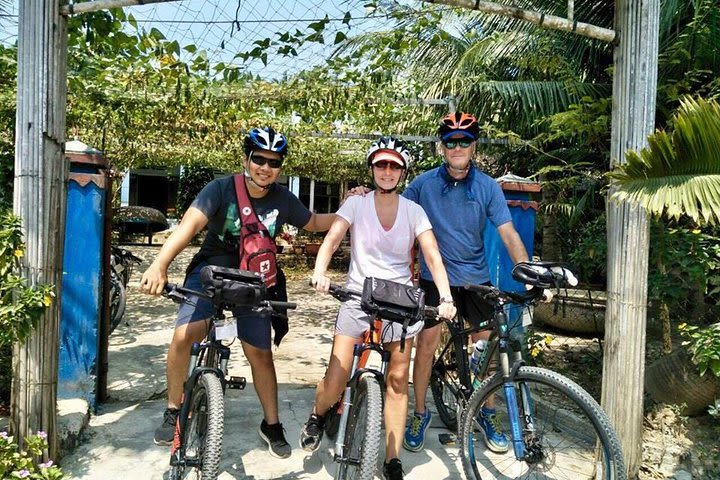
[154, 408, 179, 446]
[258, 419, 292, 458]
[299, 413, 325, 452]
[383, 458, 404, 480]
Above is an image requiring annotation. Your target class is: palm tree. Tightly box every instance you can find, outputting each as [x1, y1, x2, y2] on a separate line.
[610, 95, 720, 351]
[335, 1, 614, 137]
[610, 96, 720, 225]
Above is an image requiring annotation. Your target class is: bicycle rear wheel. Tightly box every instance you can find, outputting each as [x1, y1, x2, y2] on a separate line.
[430, 322, 470, 431]
[460, 366, 626, 480]
[180, 373, 224, 480]
[336, 374, 383, 480]
[109, 270, 126, 335]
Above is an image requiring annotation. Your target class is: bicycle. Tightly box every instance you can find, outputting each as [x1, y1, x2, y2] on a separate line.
[458, 261, 626, 479]
[109, 245, 143, 334]
[318, 279, 437, 480]
[162, 265, 296, 480]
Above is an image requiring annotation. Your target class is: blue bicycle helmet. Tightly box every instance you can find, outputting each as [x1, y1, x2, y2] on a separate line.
[243, 127, 288, 158]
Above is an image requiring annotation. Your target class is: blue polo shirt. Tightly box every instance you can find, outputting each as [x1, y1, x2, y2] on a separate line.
[403, 165, 511, 286]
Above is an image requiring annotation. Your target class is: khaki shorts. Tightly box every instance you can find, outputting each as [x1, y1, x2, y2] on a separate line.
[334, 298, 424, 343]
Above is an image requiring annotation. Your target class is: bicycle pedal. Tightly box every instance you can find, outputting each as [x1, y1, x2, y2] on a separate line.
[438, 433, 456, 445]
[227, 376, 246, 390]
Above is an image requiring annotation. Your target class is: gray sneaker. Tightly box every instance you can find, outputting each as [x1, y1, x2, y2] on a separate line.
[154, 408, 179, 446]
[258, 419, 291, 458]
[299, 413, 325, 452]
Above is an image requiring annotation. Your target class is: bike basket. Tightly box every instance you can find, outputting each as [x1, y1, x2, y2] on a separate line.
[361, 277, 425, 325]
[200, 265, 267, 307]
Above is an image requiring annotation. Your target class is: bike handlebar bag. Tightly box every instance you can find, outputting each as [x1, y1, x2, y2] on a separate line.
[200, 265, 267, 307]
[361, 277, 425, 325]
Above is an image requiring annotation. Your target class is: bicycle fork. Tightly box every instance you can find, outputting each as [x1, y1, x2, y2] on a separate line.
[496, 314, 536, 461]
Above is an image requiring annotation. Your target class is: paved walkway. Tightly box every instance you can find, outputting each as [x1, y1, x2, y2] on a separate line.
[60, 246, 463, 479]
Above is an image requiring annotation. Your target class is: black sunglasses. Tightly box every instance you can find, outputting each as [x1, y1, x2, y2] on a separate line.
[373, 161, 404, 171]
[443, 139, 473, 149]
[249, 151, 283, 169]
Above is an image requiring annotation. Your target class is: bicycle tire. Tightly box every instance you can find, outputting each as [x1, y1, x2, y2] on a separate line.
[430, 321, 470, 431]
[336, 375, 383, 480]
[180, 373, 224, 480]
[324, 401, 341, 440]
[459, 366, 626, 480]
[109, 271, 126, 335]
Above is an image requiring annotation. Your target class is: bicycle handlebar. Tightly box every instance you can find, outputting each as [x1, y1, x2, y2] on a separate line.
[111, 246, 143, 264]
[163, 283, 297, 311]
[464, 262, 578, 306]
[312, 280, 440, 320]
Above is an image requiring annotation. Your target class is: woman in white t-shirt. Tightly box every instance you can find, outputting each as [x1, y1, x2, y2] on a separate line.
[299, 136, 456, 479]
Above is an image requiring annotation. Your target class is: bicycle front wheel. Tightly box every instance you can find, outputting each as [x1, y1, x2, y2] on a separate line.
[460, 366, 625, 480]
[181, 373, 224, 480]
[336, 374, 383, 480]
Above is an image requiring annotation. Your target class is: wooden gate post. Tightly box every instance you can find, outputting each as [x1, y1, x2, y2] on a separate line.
[603, 1, 660, 476]
[12, 0, 68, 458]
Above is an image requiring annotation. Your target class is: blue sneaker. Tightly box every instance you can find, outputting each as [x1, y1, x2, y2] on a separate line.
[478, 407, 509, 453]
[402, 410, 432, 452]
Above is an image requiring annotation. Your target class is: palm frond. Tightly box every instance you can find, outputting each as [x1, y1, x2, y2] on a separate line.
[610, 97, 720, 224]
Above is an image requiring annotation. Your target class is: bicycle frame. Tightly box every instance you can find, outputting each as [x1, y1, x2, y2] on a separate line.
[484, 301, 538, 461]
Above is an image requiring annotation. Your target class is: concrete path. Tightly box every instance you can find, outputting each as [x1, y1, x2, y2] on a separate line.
[59, 247, 463, 479]
[60, 390, 463, 479]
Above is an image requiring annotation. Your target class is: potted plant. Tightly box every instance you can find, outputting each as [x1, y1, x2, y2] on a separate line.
[303, 232, 324, 257]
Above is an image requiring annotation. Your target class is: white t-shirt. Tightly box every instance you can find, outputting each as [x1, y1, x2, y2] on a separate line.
[337, 191, 433, 292]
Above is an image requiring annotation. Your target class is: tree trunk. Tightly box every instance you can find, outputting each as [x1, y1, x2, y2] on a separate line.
[540, 178, 561, 261]
[603, 1, 660, 477]
[12, 0, 68, 459]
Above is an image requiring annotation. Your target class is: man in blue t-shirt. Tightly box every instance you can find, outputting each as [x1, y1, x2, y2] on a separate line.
[401, 112, 530, 455]
[140, 127, 335, 458]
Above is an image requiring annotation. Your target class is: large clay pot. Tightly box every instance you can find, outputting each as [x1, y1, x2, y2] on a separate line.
[304, 242, 322, 257]
[533, 288, 606, 334]
[645, 349, 720, 416]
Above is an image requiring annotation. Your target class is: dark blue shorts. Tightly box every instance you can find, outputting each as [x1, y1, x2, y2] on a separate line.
[176, 263, 272, 350]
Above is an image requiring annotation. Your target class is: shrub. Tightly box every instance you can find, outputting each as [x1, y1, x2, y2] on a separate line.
[0, 210, 54, 347]
[679, 322, 720, 378]
[0, 210, 54, 405]
[0, 431, 63, 479]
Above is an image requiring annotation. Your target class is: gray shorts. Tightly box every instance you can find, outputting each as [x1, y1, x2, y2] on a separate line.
[335, 298, 424, 343]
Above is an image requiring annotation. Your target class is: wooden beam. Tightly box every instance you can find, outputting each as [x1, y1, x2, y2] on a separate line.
[61, 0, 178, 16]
[301, 131, 509, 145]
[426, 0, 616, 43]
[603, 0, 660, 476]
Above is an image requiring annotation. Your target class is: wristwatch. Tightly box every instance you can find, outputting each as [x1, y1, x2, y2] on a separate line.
[439, 295, 455, 305]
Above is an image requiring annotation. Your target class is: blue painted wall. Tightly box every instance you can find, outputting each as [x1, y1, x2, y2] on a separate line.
[59, 179, 105, 406]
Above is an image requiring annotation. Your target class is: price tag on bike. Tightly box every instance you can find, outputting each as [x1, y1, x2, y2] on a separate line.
[214, 317, 237, 341]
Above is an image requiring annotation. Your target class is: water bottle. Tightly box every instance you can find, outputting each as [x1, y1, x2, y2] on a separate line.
[470, 339, 487, 389]
[468, 339, 488, 389]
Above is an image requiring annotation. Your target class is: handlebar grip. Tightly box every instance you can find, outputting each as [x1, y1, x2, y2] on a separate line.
[163, 283, 188, 304]
[267, 300, 297, 310]
[423, 306, 439, 319]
